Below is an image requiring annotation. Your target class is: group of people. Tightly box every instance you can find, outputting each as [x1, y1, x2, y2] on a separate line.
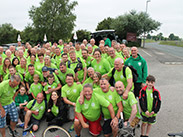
[0, 38, 161, 137]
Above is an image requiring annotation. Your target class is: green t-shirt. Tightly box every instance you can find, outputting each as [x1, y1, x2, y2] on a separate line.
[55, 55, 62, 68]
[120, 92, 141, 120]
[66, 58, 87, 82]
[107, 55, 125, 68]
[16, 65, 28, 76]
[91, 58, 111, 75]
[0, 80, 19, 106]
[75, 92, 110, 121]
[3, 72, 24, 82]
[35, 62, 45, 73]
[61, 82, 83, 103]
[29, 83, 43, 98]
[26, 100, 46, 120]
[83, 77, 93, 86]
[43, 82, 58, 102]
[25, 70, 44, 84]
[105, 38, 111, 47]
[57, 68, 75, 85]
[142, 89, 156, 117]
[51, 104, 59, 117]
[94, 88, 121, 119]
[107, 67, 134, 91]
[15, 93, 29, 106]
[82, 56, 93, 68]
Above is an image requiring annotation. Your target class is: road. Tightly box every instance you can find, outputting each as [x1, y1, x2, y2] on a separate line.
[6, 43, 183, 137]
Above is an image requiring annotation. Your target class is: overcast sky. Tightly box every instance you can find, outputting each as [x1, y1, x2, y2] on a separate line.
[0, 0, 182, 38]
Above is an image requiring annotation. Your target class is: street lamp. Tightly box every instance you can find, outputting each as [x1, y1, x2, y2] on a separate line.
[143, 0, 151, 48]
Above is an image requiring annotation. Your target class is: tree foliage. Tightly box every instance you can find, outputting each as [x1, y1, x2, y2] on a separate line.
[0, 23, 18, 45]
[168, 33, 180, 40]
[28, 0, 78, 43]
[71, 29, 91, 43]
[96, 10, 161, 41]
[96, 17, 114, 31]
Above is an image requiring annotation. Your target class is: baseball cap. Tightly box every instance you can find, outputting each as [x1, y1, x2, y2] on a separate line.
[42, 66, 49, 71]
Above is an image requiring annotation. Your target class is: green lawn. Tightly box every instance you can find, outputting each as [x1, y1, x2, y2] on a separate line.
[159, 41, 183, 47]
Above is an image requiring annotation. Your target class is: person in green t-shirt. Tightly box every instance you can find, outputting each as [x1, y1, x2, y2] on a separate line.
[0, 75, 21, 137]
[96, 78, 122, 137]
[29, 74, 43, 99]
[103, 58, 133, 100]
[24, 93, 46, 133]
[91, 48, 111, 75]
[43, 74, 58, 103]
[15, 86, 29, 125]
[104, 36, 111, 47]
[82, 67, 95, 86]
[57, 62, 75, 86]
[74, 83, 116, 137]
[81, 49, 93, 68]
[67, 51, 87, 83]
[139, 75, 161, 137]
[46, 91, 68, 126]
[25, 64, 44, 91]
[115, 81, 141, 128]
[61, 73, 83, 120]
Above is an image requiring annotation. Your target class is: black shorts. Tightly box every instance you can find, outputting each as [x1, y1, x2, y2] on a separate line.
[30, 116, 40, 126]
[102, 119, 112, 135]
[141, 115, 156, 124]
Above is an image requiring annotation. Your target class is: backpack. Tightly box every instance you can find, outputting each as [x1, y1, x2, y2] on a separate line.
[68, 57, 83, 73]
[109, 65, 138, 86]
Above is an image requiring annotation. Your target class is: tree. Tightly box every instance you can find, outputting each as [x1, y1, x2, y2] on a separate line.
[70, 29, 91, 43]
[108, 10, 161, 40]
[96, 17, 114, 31]
[168, 33, 180, 40]
[0, 23, 18, 45]
[29, 0, 78, 43]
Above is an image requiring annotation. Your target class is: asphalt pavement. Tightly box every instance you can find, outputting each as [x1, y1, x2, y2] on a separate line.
[5, 42, 183, 137]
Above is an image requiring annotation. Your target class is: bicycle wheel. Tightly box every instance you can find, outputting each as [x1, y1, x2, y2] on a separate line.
[42, 125, 71, 137]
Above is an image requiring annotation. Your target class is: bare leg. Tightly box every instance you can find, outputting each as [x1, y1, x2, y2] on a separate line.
[146, 123, 152, 136]
[74, 120, 82, 136]
[0, 128, 5, 137]
[10, 121, 17, 131]
[141, 122, 147, 136]
[112, 126, 118, 137]
[24, 110, 32, 129]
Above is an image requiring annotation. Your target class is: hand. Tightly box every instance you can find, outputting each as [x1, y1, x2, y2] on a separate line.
[43, 82, 47, 86]
[33, 111, 39, 115]
[48, 88, 53, 92]
[72, 102, 76, 107]
[81, 80, 85, 84]
[82, 122, 89, 128]
[141, 83, 146, 88]
[45, 91, 49, 94]
[47, 109, 51, 112]
[19, 104, 24, 109]
[102, 74, 107, 79]
[79, 96, 84, 105]
[150, 111, 155, 115]
[110, 117, 118, 128]
[123, 121, 130, 127]
[76, 82, 81, 85]
[145, 111, 151, 116]
[0, 108, 6, 117]
[123, 91, 128, 99]
[54, 70, 59, 75]
[109, 86, 115, 92]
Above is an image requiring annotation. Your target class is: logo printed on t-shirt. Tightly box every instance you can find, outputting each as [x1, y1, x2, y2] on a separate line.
[91, 102, 95, 107]
[138, 62, 142, 66]
[120, 75, 123, 79]
[84, 103, 88, 109]
[108, 95, 112, 100]
[67, 90, 70, 94]
[40, 106, 43, 110]
[99, 66, 102, 70]
[73, 89, 77, 93]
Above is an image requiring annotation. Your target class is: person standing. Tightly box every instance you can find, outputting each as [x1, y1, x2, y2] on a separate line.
[125, 46, 148, 98]
[0, 75, 21, 137]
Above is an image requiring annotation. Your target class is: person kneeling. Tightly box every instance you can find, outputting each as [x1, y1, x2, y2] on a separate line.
[46, 91, 68, 126]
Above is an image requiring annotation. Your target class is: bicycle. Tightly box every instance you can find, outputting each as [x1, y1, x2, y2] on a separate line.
[117, 112, 134, 137]
[42, 125, 71, 137]
[22, 124, 36, 137]
[168, 131, 183, 137]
